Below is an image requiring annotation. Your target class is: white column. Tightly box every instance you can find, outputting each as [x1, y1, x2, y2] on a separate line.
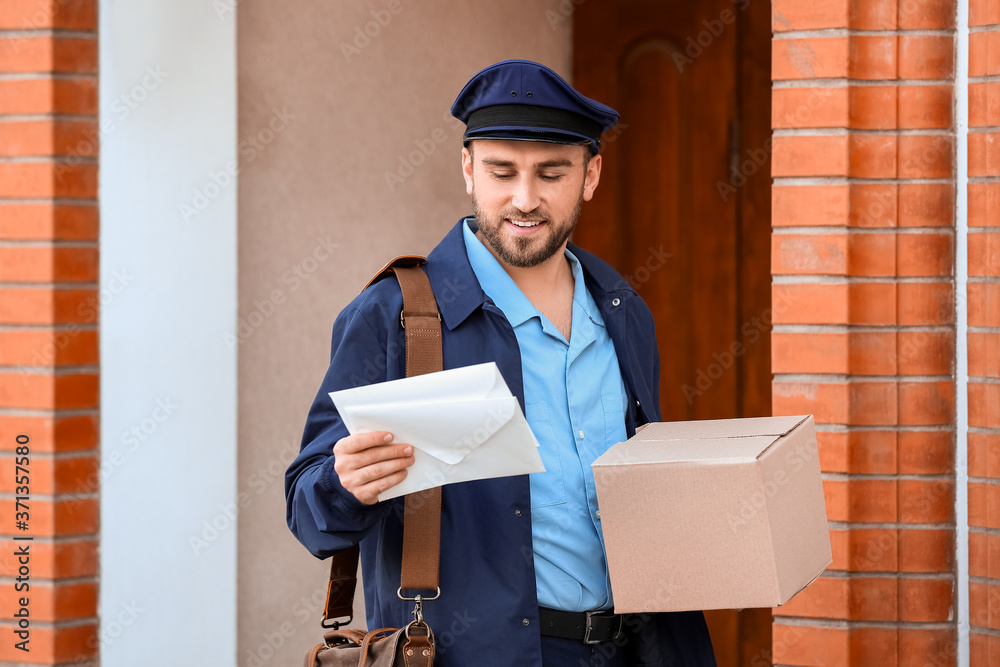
[98, 0, 237, 664]
[954, 0, 970, 663]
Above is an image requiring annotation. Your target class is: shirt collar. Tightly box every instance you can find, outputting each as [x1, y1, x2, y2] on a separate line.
[570, 252, 607, 330]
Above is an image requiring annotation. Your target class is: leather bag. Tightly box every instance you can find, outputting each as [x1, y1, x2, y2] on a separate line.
[306, 625, 434, 667]
[304, 257, 443, 667]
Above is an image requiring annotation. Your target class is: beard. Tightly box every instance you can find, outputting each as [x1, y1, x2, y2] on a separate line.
[471, 186, 584, 269]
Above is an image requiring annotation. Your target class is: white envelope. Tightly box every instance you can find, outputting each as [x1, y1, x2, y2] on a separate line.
[329, 362, 545, 501]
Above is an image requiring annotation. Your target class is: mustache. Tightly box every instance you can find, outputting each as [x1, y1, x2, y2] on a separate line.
[499, 209, 547, 222]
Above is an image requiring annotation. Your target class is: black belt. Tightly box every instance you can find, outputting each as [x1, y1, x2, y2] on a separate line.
[538, 607, 624, 645]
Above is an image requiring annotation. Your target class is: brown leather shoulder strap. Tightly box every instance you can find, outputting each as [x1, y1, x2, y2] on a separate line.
[321, 259, 442, 627]
[394, 265, 442, 592]
[321, 542, 360, 628]
[363, 254, 428, 292]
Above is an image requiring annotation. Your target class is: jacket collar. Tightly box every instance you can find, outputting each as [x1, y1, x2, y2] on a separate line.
[424, 218, 488, 331]
[565, 241, 638, 306]
[424, 217, 639, 331]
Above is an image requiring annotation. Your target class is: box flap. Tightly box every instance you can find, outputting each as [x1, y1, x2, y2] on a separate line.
[593, 436, 780, 466]
[630, 415, 810, 442]
[777, 561, 830, 608]
[756, 416, 833, 603]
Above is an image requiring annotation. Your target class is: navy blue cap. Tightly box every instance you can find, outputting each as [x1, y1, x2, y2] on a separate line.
[451, 59, 619, 154]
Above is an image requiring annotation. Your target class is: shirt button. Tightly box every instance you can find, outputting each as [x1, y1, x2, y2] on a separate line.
[514, 509, 522, 517]
[612, 298, 621, 306]
[578, 430, 585, 439]
[522, 618, 530, 626]
[596, 510, 601, 519]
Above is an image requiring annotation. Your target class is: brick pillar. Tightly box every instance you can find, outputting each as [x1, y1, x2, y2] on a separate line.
[968, 0, 1000, 661]
[0, 1, 100, 664]
[769, 0, 959, 663]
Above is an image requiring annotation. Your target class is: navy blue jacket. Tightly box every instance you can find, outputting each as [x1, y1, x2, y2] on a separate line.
[286, 218, 716, 666]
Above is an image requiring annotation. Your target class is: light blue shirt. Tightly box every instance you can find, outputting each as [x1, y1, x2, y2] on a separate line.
[462, 218, 628, 612]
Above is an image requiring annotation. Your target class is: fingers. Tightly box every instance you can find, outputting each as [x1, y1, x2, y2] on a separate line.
[333, 431, 416, 505]
[352, 468, 411, 506]
[342, 457, 414, 505]
[336, 430, 394, 454]
[334, 433, 413, 471]
[352, 453, 416, 483]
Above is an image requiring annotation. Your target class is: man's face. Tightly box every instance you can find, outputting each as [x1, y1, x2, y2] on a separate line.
[462, 139, 602, 269]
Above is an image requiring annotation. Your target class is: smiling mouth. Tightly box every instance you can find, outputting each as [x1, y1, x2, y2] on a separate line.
[506, 218, 545, 228]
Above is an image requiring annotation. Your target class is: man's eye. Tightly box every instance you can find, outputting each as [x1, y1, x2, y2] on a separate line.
[491, 172, 514, 180]
[539, 174, 563, 182]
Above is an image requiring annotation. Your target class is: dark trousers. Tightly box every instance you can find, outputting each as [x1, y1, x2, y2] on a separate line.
[540, 634, 629, 667]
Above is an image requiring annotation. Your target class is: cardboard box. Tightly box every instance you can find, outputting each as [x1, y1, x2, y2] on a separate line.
[592, 414, 831, 613]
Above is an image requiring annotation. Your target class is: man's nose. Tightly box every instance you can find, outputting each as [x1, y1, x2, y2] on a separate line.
[510, 177, 541, 214]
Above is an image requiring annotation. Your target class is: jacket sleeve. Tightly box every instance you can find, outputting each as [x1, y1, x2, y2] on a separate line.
[284, 304, 396, 558]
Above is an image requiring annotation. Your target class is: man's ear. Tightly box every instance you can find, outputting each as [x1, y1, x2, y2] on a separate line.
[462, 147, 474, 196]
[582, 152, 602, 202]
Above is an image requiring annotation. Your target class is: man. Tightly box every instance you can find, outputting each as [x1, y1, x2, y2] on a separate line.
[286, 59, 716, 666]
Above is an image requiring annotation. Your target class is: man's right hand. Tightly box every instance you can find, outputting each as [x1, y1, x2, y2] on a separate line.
[333, 431, 415, 505]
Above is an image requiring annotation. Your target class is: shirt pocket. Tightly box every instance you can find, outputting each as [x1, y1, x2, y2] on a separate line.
[602, 393, 628, 447]
[525, 402, 567, 508]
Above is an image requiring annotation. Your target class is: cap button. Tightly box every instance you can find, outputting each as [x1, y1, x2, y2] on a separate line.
[511, 90, 517, 97]
[526, 91, 533, 97]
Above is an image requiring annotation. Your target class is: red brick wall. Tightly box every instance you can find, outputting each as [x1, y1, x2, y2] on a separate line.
[0, 0, 99, 664]
[770, 0, 960, 664]
[968, 0, 1000, 662]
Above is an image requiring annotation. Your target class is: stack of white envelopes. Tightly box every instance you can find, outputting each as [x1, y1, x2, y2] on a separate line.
[330, 362, 546, 501]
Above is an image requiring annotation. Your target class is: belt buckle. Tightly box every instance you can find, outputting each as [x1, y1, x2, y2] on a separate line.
[582, 610, 623, 645]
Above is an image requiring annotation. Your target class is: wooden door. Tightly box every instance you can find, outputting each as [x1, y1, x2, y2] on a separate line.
[572, 0, 773, 664]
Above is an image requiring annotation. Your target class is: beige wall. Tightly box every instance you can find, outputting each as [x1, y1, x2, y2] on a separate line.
[236, 1, 571, 663]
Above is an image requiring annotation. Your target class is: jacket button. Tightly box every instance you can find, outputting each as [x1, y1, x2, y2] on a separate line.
[522, 618, 530, 626]
[612, 298, 621, 306]
[515, 509, 522, 517]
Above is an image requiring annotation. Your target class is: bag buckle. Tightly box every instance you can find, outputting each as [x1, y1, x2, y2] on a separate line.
[400, 310, 441, 330]
[320, 613, 352, 630]
[397, 587, 441, 624]
[583, 610, 624, 645]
